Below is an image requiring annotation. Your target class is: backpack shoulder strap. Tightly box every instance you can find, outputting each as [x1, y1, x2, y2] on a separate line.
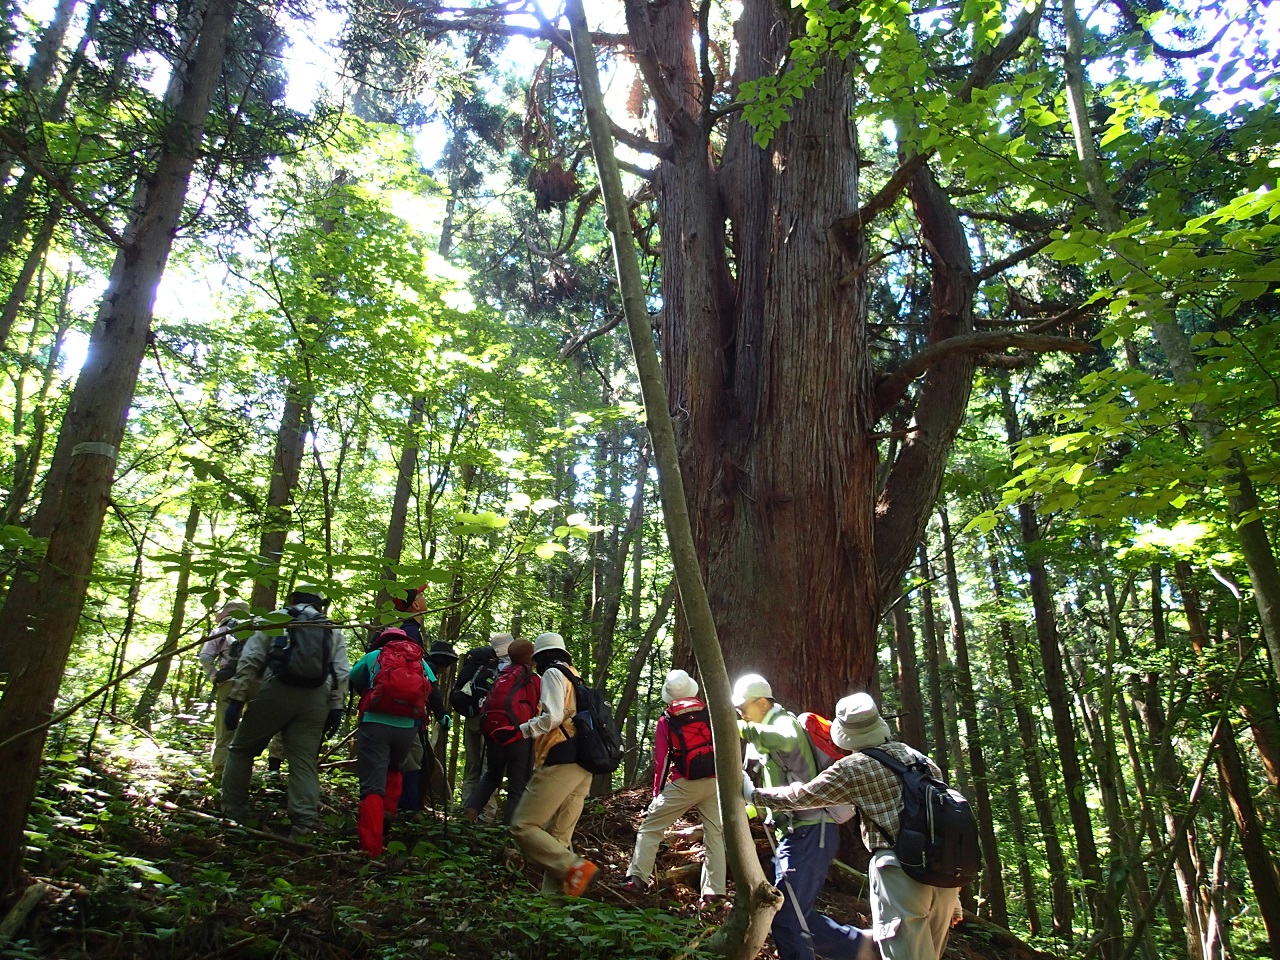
[861, 746, 909, 776]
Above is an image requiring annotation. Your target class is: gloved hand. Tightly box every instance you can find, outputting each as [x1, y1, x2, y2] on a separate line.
[490, 726, 523, 746]
[741, 774, 756, 804]
[224, 700, 244, 731]
[324, 708, 343, 738]
[439, 714, 451, 732]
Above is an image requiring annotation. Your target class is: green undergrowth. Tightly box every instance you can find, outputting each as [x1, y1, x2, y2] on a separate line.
[9, 734, 711, 960]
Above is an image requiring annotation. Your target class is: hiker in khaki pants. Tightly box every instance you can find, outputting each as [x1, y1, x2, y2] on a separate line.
[504, 633, 598, 898]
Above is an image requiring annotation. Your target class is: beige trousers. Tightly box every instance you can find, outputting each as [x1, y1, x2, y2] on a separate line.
[628, 776, 726, 896]
[509, 762, 593, 894]
[869, 850, 960, 960]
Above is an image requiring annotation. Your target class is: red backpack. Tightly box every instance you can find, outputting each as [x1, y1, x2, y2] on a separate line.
[666, 697, 715, 780]
[797, 712, 846, 771]
[480, 664, 541, 738]
[363, 637, 430, 719]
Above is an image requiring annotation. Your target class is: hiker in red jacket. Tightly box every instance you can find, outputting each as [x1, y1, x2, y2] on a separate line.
[622, 670, 725, 903]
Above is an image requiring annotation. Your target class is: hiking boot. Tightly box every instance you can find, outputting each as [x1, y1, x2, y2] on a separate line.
[620, 877, 647, 895]
[562, 859, 599, 897]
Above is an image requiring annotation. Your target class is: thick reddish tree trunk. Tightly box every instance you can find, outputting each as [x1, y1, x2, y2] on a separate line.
[0, 0, 238, 895]
[634, 0, 977, 709]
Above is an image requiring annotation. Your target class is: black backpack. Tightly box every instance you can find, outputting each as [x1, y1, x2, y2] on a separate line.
[862, 746, 981, 888]
[267, 606, 336, 689]
[551, 665, 623, 776]
[450, 646, 500, 718]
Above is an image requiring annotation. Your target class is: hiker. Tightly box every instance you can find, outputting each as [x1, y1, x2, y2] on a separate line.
[392, 584, 430, 644]
[401, 640, 457, 812]
[503, 632, 599, 897]
[744, 693, 962, 960]
[199, 600, 287, 778]
[734, 673, 870, 960]
[622, 669, 726, 903]
[220, 586, 349, 839]
[451, 632, 512, 819]
[349, 627, 437, 855]
[462, 637, 540, 823]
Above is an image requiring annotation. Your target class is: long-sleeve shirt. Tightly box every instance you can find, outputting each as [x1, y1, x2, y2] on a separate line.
[229, 603, 349, 709]
[751, 740, 940, 852]
[739, 702, 852, 830]
[652, 714, 674, 796]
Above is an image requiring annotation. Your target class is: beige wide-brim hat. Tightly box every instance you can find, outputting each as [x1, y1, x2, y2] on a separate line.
[532, 632, 567, 656]
[830, 692, 892, 751]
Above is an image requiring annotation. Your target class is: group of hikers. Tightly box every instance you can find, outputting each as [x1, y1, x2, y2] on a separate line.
[197, 586, 974, 960]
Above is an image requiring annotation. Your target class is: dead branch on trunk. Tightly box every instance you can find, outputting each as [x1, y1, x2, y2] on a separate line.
[0, 128, 127, 249]
[830, 3, 1043, 247]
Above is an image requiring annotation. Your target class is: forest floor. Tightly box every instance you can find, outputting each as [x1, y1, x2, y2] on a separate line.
[3, 735, 1053, 960]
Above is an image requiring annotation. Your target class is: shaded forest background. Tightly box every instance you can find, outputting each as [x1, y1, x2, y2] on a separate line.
[0, 0, 1277, 957]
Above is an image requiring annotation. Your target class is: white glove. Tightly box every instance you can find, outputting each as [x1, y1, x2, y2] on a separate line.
[741, 774, 756, 804]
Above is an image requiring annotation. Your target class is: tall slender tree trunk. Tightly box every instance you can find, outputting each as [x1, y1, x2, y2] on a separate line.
[1001, 379, 1119, 953]
[250, 381, 307, 611]
[133, 502, 201, 728]
[0, 201, 61, 348]
[567, 2, 780, 953]
[938, 504, 1007, 926]
[375, 394, 425, 614]
[917, 544, 950, 774]
[1135, 565, 1212, 960]
[0, 0, 238, 895]
[2, 269, 74, 530]
[995, 701, 1041, 937]
[1174, 561, 1280, 945]
[985, 535, 1072, 935]
[891, 584, 926, 750]
[593, 444, 649, 690]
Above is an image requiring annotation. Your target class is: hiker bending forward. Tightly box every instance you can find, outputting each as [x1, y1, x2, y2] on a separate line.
[623, 669, 726, 902]
[746, 694, 960, 960]
[502, 632, 599, 897]
[735, 673, 871, 960]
